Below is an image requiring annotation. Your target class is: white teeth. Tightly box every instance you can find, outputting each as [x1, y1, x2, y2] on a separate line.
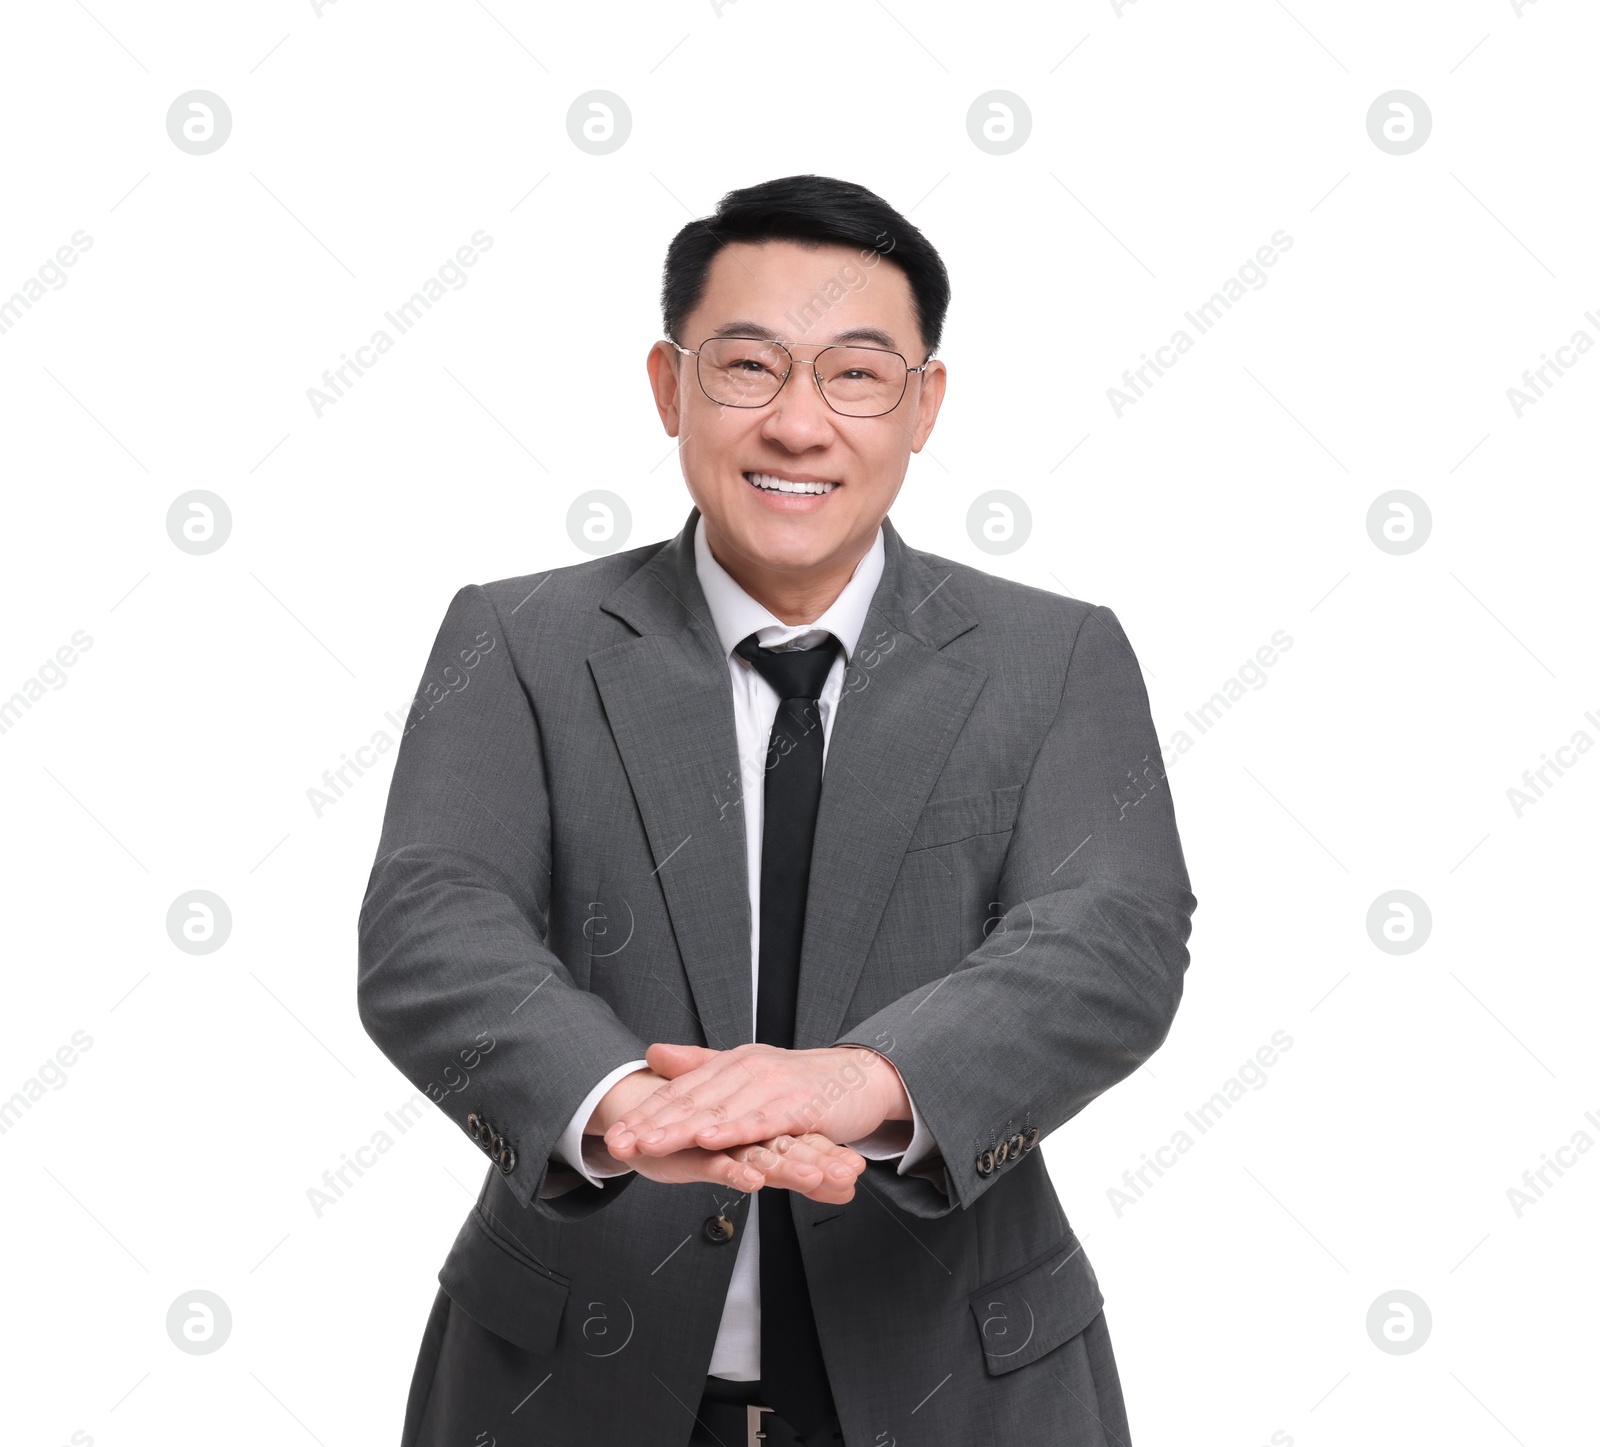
[745, 472, 837, 495]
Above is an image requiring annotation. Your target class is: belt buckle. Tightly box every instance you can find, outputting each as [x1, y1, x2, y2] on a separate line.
[746, 1402, 774, 1445]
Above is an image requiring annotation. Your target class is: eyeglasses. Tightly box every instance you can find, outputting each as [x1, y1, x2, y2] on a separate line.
[669, 336, 931, 418]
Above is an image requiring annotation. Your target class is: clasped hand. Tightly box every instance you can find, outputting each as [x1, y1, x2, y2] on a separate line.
[586, 1043, 910, 1204]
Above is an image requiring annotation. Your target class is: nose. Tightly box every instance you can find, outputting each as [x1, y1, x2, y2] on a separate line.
[758, 356, 838, 452]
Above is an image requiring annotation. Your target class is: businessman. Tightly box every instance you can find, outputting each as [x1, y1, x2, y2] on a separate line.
[358, 173, 1196, 1447]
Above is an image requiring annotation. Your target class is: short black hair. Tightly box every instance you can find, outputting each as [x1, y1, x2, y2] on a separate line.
[660, 174, 951, 356]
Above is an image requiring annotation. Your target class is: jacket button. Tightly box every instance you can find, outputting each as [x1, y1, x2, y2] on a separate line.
[497, 1145, 516, 1174]
[703, 1213, 736, 1243]
[996, 1139, 1009, 1164]
[466, 1113, 483, 1139]
[976, 1149, 995, 1176]
[490, 1133, 506, 1157]
[1008, 1132, 1026, 1159]
[1023, 1127, 1040, 1151]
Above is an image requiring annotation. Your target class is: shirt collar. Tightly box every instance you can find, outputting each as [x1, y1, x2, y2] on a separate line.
[694, 512, 885, 664]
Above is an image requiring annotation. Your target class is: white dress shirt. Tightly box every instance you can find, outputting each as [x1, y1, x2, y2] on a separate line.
[548, 513, 939, 1381]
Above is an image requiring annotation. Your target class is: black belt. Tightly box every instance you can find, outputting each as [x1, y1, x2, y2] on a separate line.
[690, 1375, 844, 1447]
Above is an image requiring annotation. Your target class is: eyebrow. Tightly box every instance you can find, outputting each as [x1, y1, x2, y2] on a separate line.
[710, 320, 901, 350]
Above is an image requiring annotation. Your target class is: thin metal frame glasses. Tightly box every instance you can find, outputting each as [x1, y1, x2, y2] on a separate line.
[669, 336, 931, 418]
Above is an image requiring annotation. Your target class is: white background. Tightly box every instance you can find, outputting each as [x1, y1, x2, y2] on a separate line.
[2, 1, 1595, 1443]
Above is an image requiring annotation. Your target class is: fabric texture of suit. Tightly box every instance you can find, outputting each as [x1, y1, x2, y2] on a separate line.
[357, 503, 1197, 1446]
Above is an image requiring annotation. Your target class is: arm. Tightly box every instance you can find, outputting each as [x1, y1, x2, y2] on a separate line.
[360, 586, 867, 1210]
[833, 604, 1196, 1217]
[358, 584, 660, 1220]
[602, 606, 1193, 1217]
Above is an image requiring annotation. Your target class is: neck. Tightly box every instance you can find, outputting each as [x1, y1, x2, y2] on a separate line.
[703, 521, 875, 626]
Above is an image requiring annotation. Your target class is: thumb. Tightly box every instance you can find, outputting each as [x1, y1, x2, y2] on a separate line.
[646, 1041, 718, 1078]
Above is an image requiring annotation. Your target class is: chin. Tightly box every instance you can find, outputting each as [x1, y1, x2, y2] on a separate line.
[738, 516, 847, 567]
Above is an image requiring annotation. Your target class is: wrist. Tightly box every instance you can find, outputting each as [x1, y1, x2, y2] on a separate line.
[858, 1047, 911, 1124]
[586, 1067, 664, 1136]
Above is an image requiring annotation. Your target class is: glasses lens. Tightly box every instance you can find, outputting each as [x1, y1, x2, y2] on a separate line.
[697, 337, 788, 407]
[816, 346, 908, 416]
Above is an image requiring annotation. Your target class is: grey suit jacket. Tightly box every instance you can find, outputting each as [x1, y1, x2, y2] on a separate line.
[357, 504, 1196, 1447]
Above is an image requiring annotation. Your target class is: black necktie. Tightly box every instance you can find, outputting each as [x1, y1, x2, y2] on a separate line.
[734, 630, 841, 1440]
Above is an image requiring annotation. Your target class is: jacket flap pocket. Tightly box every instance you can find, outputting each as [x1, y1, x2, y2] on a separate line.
[968, 1230, 1103, 1376]
[438, 1206, 571, 1355]
[907, 784, 1023, 852]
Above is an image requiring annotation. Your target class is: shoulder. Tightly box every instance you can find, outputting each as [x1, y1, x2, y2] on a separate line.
[892, 535, 1148, 699]
[431, 535, 669, 655]
[417, 536, 673, 681]
[900, 537, 1108, 646]
[474, 537, 665, 622]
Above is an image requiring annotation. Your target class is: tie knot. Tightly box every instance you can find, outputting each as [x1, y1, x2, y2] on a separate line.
[734, 632, 841, 703]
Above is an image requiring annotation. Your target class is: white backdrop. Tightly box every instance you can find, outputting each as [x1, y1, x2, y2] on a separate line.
[2, 2, 1595, 1444]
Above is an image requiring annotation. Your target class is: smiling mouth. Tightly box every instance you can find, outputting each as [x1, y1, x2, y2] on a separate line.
[743, 471, 838, 495]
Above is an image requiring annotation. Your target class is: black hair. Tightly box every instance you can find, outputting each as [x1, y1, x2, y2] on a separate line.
[660, 174, 951, 356]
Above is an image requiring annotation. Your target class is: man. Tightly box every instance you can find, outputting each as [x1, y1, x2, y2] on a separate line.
[358, 173, 1196, 1447]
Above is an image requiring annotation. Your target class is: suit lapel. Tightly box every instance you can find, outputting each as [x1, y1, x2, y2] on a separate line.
[794, 517, 986, 1049]
[590, 506, 985, 1056]
[588, 509, 754, 1051]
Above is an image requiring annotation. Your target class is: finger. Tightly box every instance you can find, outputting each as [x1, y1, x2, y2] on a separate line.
[635, 1087, 792, 1157]
[757, 1132, 864, 1175]
[609, 1057, 769, 1154]
[683, 1091, 816, 1153]
[642, 1145, 767, 1193]
[790, 1133, 867, 1203]
[672, 1060, 838, 1152]
[788, 1174, 858, 1205]
[743, 1136, 863, 1203]
[603, 1067, 735, 1151]
[640, 1055, 834, 1155]
[737, 1137, 823, 1191]
[606, 1051, 748, 1139]
[645, 1042, 719, 1079]
[786, 1132, 868, 1187]
[713, 1148, 767, 1193]
[743, 1134, 865, 1191]
[796, 1132, 868, 1177]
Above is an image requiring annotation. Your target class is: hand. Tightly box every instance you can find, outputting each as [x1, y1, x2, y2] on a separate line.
[602, 1043, 911, 1164]
[733, 1130, 867, 1204]
[584, 1068, 868, 1200]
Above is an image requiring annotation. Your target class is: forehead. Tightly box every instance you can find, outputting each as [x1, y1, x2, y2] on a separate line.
[688, 239, 920, 349]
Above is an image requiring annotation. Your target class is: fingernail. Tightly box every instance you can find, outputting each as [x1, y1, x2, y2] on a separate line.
[612, 1131, 634, 1148]
[643, 1130, 665, 1144]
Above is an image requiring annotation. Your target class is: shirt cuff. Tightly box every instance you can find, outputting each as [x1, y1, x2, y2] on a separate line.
[553, 1058, 650, 1188]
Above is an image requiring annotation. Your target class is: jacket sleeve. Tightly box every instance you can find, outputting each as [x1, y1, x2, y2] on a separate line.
[834, 604, 1196, 1218]
[357, 583, 653, 1220]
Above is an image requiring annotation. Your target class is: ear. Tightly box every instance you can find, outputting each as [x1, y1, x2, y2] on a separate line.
[646, 340, 685, 437]
[908, 357, 947, 453]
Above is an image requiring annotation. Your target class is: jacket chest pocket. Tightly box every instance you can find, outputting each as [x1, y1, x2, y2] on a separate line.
[904, 784, 1022, 853]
